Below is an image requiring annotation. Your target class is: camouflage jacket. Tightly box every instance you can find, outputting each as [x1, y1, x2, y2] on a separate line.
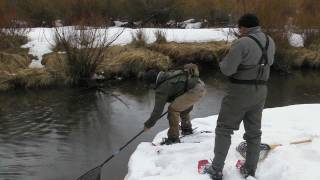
[144, 70, 200, 128]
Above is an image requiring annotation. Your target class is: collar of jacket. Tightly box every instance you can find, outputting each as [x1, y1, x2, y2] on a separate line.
[155, 71, 165, 86]
[246, 26, 262, 34]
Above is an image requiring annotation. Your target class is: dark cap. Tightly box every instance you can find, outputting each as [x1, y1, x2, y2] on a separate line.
[143, 69, 159, 84]
[238, 13, 260, 28]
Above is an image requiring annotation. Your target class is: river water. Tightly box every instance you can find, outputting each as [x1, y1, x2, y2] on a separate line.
[0, 71, 320, 180]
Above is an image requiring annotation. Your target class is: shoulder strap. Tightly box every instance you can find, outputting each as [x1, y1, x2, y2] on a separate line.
[155, 71, 188, 89]
[247, 34, 270, 65]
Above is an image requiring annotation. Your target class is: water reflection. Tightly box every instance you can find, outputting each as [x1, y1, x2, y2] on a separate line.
[0, 71, 319, 180]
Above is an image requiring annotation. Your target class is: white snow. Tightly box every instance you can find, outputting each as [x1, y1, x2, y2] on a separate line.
[125, 104, 320, 180]
[185, 22, 202, 29]
[288, 32, 304, 47]
[22, 28, 55, 68]
[114, 21, 129, 27]
[22, 27, 235, 68]
[21, 27, 306, 68]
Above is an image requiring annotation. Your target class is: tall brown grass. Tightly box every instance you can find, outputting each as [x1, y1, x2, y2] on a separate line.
[131, 29, 148, 48]
[154, 30, 167, 44]
[149, 42, 229, 67]
[99, 46, 171, 78]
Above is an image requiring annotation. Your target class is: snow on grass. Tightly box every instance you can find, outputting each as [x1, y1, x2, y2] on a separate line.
[22, 27, 235, 68]
[22, 27, 305, 68]
[125, 104, 320, 180]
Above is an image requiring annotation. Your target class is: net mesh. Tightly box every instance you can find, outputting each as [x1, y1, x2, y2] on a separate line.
[236, 141, 271, 161]
[77, 165, 102, 180]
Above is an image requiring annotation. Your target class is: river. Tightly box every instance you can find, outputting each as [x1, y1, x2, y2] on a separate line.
[0, 70, 319, 180]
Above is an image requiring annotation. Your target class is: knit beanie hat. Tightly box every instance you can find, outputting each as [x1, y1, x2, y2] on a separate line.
[238, 13, 260, 28]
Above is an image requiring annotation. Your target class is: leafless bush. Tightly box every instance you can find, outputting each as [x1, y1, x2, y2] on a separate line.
[131, 29, 148, 48]
[54, 26, 124, 86]
[0, 22, 30, 50]
[154, 30, 167, 44]
[303, 29, 320, 49]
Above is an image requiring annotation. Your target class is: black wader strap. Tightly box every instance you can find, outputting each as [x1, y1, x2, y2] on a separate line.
[247, 34, 270, 83]
[247, 34, 270, 66]
[230, 34, 269, 86]
[229, 78, 267, 85]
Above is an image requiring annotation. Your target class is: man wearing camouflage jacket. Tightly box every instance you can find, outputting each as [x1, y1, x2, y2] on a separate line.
[143, 64, 206, 145]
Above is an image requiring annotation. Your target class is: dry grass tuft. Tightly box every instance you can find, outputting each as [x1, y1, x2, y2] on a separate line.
[149, 42, 230, 67]
[154, 30, 167, 44]
[275, 47, 320, 71]
[0, 52, 30, 73]
[131, 29, 148, 48]
[99, 46, 171, 78]
[14, 68, 55, 88]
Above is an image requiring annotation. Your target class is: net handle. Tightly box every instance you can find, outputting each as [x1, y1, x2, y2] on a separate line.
[77, 111, 168, 180]
[269, 139, 313, 150]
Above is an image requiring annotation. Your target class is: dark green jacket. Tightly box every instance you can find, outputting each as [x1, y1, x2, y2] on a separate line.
[144, 70, 199, 128]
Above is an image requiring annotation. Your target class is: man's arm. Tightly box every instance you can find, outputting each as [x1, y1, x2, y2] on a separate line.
[219, 39, 244, 76]
[144, 89, 167, 129]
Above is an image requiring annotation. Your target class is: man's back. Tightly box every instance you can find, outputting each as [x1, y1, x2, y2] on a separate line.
[220, 27, 276, 81]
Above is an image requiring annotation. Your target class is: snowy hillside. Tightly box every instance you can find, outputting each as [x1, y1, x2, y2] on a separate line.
[125, 104, 320, 180]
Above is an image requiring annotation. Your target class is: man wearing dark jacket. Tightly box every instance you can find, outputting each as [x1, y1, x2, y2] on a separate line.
[206, 14, 276, 180]
[143, 64, 206, 145]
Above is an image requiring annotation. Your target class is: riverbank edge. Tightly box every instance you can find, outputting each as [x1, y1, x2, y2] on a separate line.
[0, 41, 319, 91]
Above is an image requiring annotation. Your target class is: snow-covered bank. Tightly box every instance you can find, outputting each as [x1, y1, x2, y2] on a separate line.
[23, 27, 235, 67]
[126, 104, 320, 180]
[22, 27, 306, 69]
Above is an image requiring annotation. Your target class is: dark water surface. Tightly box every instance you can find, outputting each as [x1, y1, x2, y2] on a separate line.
[0, 71, 320, 180]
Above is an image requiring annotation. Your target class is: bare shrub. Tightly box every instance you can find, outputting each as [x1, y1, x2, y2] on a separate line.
[303, 30, 320, 50]
[53, 25, 124, 86]
[51, 33, 66, 52]
[154, 30, 167, 44]
[131, 29, 148, 48]
[0, 22, 30, 50]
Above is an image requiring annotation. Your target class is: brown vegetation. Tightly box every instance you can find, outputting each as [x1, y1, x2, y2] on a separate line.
[131, 29, 148, 48]
[99, 46, 171, 78]
[149, 42, 229, 67]
[0, 52, 56, 91]
[278, 48, 320, 69]
[154, 30, 167, 44]
[52, 26, 123, 86]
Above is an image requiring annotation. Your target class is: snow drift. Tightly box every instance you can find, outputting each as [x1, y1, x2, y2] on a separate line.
[125, 104, 320, 180]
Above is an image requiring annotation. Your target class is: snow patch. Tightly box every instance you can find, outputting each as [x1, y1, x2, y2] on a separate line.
[288, 32, 304, 47]
[126, 104, 320, 180]
[23, 27, 235, 66]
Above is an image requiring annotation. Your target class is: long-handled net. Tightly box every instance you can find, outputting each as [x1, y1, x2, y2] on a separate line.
[76, 111, 168, 180]
[76, 130, 144, 180]
[236, 139, 313, 161]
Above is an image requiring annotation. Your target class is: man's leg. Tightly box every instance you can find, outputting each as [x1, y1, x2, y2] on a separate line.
[206, 93, 245, 180]
[242, 100, 265, 174]
[212, 95, 245, 170]
[167, 83, 205, 140]
[167, 107, 181, 140]
[180, 106, 193, 132]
